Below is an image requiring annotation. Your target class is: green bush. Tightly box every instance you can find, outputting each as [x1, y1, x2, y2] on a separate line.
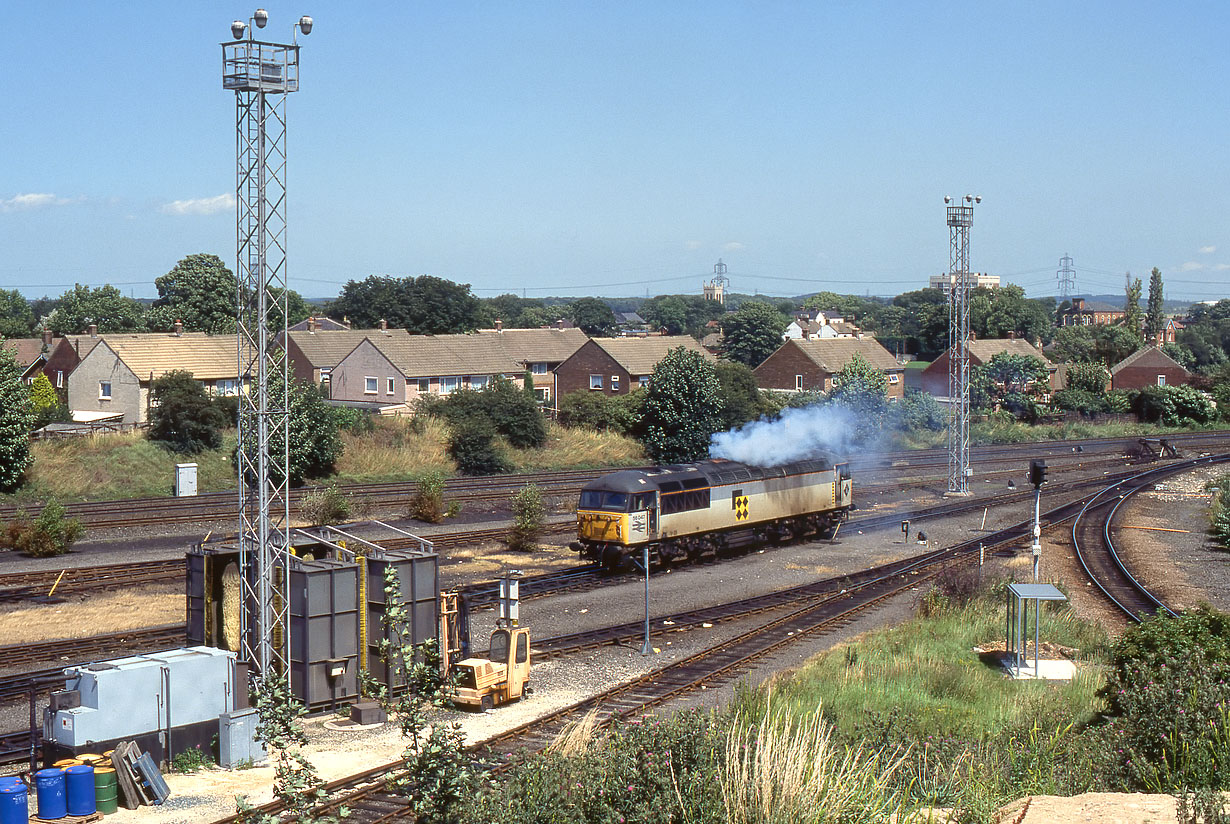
[891, 388, 946, 432]
[408, 471, 447, 523]
[1132, 385, 1215, 425]
[507, 484, 544, 551]
[1105, 389, 1134, 413]
[0, 500, 84, 557]
[447, 418, 509, 475]
[432, 379, 548, 448]
[1051, 388, 1107, 416]
[556, 390, 641, 435]
[149, 370, 227, 454]
[299, 484, 352, 526]
[1066, 362, 1111, 394]
[331, 406, 375, 435]
[171, 744, 215, 774]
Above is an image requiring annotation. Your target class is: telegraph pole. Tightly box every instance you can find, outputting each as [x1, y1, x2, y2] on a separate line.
[945, 195, 979, 496]
[222, 9, 313, 681]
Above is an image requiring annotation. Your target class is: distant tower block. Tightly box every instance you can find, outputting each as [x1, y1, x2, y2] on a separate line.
[1057, 254, 1076, 301]
[704, 259, 729, 304]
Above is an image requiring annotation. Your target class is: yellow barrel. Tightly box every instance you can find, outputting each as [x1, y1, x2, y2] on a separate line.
[76, 753, 104, 766]
[52, 758, 81, 768]
[94, 767, 118, 815]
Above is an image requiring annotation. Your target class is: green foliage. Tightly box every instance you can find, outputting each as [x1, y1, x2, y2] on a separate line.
[148, 253, 237, 335]
[238, 376, 344, 487]
[327, 274, 482, 334]
[714, 361, 770, 430]
[1124, 275, 1143, 336]
[299, 484, 352, 526]
[567, 297, 618, 336]
[969, 284, 1055, 345]
[889, 388, 945, 432]
[719, 301, 788, 367]
[507, 483, 545, 551]
[1095, 606, 1230, 792]
[1177, 301, 1230, 370]
[447, 417, 510, 475]
[464, 711, 726, 824]
[828, 352, 890, 443]
[408, 470, 448, 522]
[1051, 388, 1107, 416]
[0, 344, 34, 491]
[28, 373, 69, 429]
[1210, 475, 1230, 549]
[0, 289, 35, 338]
[48, 283, 147, 335]
[432, 379, 548, 449]
[1066, 361, 1110, 394]
[1161, 342, 1195, 370]
[1132, 385, 1216, 425]
[971, 353, 1049, 419]
[556, 390, 641, 435]
[637, 347, 724, 464]
[1146, 266, 1166, 341]
[640, 294, 726, 336]
[330, 406, 375, 435]
[171, 745, 214, 774]
[1053, 325, 1142, 367]
[149, 370, 227, 454]
[0, 500, 83, 557]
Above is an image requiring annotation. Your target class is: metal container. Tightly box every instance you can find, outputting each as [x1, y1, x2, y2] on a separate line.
[365, 550, 438, 691]
[94, 768, 118, 815]
[289, 558, 359, 710]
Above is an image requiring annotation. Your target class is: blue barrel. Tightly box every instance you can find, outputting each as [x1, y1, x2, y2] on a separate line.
[65, 765, 95, 816]
[34, 768, 66, 820]
[0, 780, 28, 824]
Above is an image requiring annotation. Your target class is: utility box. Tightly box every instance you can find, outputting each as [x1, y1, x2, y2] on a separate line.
[289, 558, 360, 711]
[218, 708, 265, 767]
[365, 550, 439, 692]
[174, 463, 198, 497]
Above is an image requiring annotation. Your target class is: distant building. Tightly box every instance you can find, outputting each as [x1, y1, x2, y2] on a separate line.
[1057, 297, 1125, 327]
[783, 310, 861, 341]
[920, 337, 1057, 398]
[929, 272, 1000, 293]
[553, 335, 714, 399]
[1110, 347, 1190, 390]
[753, 338, 905, 399]
[283, 323, 411, 391]
[703, 281, 725, 305]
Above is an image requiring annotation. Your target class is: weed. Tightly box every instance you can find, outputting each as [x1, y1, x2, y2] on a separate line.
[507, 484, 545, 551]
[408, 471, 447, 523]
[299, 484, 352, 526]
[171, 745, 214, 773]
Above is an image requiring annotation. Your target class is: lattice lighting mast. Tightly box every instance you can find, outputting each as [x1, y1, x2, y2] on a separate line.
[222, 9, 313, 681]
[945, 194, 979, 495]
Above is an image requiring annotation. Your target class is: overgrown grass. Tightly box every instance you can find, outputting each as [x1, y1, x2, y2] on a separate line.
[891, 418, 1226, 450]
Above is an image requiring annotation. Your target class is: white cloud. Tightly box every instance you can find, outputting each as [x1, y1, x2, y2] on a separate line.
[722, 241, 745, 253]
[1200, 245, 1217, 254]
[160, 193, 235, 216]
[1215, 263, 1230, 271]
[684, 240, 703, 251]
[1180, 261, 1204, 271]
[1, 192, 82, 212]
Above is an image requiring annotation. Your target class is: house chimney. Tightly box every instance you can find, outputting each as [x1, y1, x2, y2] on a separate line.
[342, 316, 352, 330]
[42, 328, 52, 346]
[379, 318, 388, 332]
[556, 319, 564, 329]
[659, 327, 669, 336]
[87, 324, 97, 337]
[968, 331, 976, 341]
[1007, 330, 1016, 339]
[495, 319, 503, 332]
[174, 319, 183, 336]
[307, 316, 318, 333]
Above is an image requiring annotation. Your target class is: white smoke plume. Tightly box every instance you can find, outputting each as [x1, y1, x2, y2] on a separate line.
[709, 403, 863, 466]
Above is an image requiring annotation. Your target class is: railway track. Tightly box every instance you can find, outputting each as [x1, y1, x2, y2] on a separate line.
[1071, 454, 1230, 622]
[1, 431, 1223, 533]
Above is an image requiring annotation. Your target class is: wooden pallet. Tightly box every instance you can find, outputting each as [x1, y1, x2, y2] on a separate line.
[30, 812, 104, 824]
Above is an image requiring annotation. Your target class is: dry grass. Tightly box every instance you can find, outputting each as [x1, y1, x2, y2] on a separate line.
[507, 423, 645, 471]
[0, 584, 184, 645]
[333, 417, 452, 482]
[548, 706, 603, 756]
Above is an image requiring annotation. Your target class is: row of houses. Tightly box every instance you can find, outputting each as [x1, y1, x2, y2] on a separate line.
[2, 318, 1194, 428]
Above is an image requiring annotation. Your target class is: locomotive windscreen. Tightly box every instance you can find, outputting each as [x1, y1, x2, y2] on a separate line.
[579, 490, 631, 511]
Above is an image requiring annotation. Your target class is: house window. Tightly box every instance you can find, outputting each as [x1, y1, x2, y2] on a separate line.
[99, 381, 112, 400]
[535, 387, 549, 403]
[364, 376, 378, 394]
[386, 377, 395, 395]
[417, 378, 430, 392]
[1157, 375, 1166, 387]
[590, 374, 603, 390]
[56, 371, 63, 388]
[888, 373, 899, 384]
[320, 367, 332, 386]
[216, 379, 239, 396]
[441, 376, 460, 395]
[611, 375, 620, 391]
[795, 374, 804, 391]
[638, 376, 649, 389]
[530, 362, 548, 375]
[470, 375, 489, 389]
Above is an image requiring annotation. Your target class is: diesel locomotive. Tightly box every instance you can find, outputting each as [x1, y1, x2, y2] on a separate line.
[572, 456, 852, 568]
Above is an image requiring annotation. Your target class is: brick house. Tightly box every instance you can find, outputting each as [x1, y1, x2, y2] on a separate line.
[920, 338, 1057, 397]
[1, 332, 54, 384]
[283, 323, 411, 392]
[67, 332, 242, 424]
[1110, 347, 1191, 390]
[553, 335, 714, 400]
[1058, 297, 1125, 327]
[752, 338, 905, 399]
[481, 326, 588, 403]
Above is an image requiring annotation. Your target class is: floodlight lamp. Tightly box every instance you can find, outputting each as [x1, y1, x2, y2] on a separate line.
[974, 195, 982, 203]
[298, 15, 313, 34]
[944, 196, 951, 204]
[964, 194, 972, 203]
[254, 8, 268, 27]
[231, 20, 247, 39]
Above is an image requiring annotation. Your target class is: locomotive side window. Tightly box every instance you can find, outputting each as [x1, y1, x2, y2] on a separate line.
[632, 493, 655, 510]
[661, 478, 711, 514]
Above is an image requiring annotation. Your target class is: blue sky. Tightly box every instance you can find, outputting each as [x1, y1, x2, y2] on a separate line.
[2, 2, 1228, 302]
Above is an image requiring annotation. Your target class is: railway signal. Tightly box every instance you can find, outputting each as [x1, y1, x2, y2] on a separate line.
[1028, 460, 1047, 581]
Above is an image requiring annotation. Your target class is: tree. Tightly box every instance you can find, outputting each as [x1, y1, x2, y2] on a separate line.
[1065, 362, 1110, 394]
[447, 417, 509, 475]
[239, 376, 344, 487]
[48, 284, 146, 335]
[327, 275, 482, 334]
[149, 253, 238, 335]
[567, 297, 617, 336]
[972, 353, 1050, 418]
[891, 288, 949, 358]
[720, 301, 787, 367]
[829, 352, 890, 444]
[0, 290, 35, 339]
[149, 370, 227, 454]
[636, 347, 724, 464]
[1123, 275, 1143, 335]
[1145, 267, 1165, 341]
[969, 285, 1053, 344]
[28, 374, 68, 429]
[0, 343, 34, 491]
[1051, 326, 1098, 364]
[714, 361, 766, 431]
